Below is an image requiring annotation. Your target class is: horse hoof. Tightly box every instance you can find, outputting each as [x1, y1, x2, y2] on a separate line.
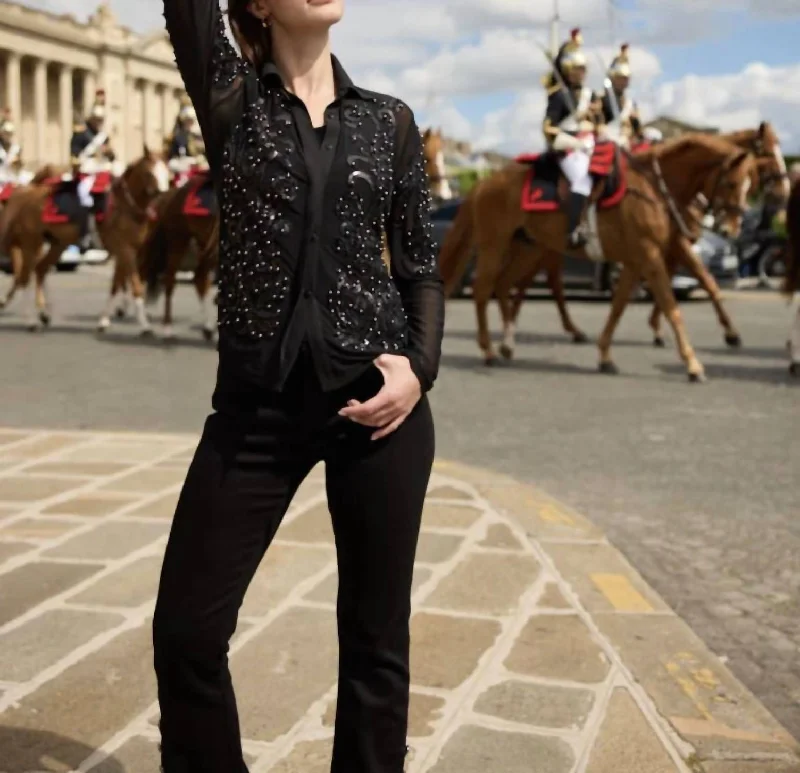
[27, 324, 41, 333]
[140, 328, 154, 339]
[39, 312, 51, 327]
[598, 361, 618, 375]
[572, 331, 589, 344]
[202, 327, 215, 343]
[725, 333, 742, 348]
[499, 344, 514, 360]
[483, 355, 498, 367]
[688, 371, 707, 384]
[114, 307, 126, 320]
[653, 336, 666, 348]
[790, 363, 799, 377]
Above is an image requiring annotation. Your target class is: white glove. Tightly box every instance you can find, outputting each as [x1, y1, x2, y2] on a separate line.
[552, 132, 586, 152]
[581, 136, 595, 152]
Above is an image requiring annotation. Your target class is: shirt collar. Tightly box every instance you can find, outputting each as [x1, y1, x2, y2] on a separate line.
[260, 54, 373, 101]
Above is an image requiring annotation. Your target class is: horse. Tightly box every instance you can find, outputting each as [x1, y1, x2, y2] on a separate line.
[504, 123, 787, 349]
[439, 133, 757, 382]
[0, 147, 169, 331]
[422, 127, 453, 202]
[134, 175, 219, 341]
[785, 177, 800, 376]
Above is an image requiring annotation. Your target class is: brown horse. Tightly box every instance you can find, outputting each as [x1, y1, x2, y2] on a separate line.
[0, 147, 168, 331]
[134, 177, 219, 341]
[440, 133, 756, 382]
[422, 127, 454, 202]
[505, 123, 785, 349]
[785, 178, 800, 376]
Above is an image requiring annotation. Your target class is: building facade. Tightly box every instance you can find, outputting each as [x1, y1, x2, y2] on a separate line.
[0, 1, 187, 170]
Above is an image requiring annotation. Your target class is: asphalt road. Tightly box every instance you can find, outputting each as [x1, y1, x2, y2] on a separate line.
[1, 265, 799, 737]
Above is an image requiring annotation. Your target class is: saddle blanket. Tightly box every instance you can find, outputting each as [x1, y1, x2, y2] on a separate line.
[183, 173, 218, 217]
[516, 141, 627, 213]
[42, 178, 110, 229]
[0, 182, 15, 202]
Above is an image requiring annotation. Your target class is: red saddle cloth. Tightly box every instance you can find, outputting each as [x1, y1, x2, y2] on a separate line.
[0, 182, 16, 202]
[42, 175, 112, 226]
[516, 141, 627, 213]
[183, 172, 217, 217]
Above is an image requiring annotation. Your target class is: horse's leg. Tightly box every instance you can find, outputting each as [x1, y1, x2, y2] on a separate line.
[127, 258, 153, 337]
[98, 254, 126, 331]
[597, 262, 640, 374]
[641, 250, 706, 382]
[116, 276, 131, 319]
[194, 251, 217, 342]
[0, 245, 24, 309]
[675, 237, 741, 348]
[789, 300, 800, 377]
[32, 242, 65, 330]
[162, 255, 178, 340]
[545, 255, 588, 343]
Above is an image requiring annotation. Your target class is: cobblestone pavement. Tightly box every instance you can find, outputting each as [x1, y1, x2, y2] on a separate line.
[0, 428, 797, 773]
[0, 267, 799, 740]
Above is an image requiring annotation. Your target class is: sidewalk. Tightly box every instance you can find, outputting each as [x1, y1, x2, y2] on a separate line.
[0, 427, 797, 773]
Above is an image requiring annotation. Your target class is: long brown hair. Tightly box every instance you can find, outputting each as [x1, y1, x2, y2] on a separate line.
[227, 0, 272, 70]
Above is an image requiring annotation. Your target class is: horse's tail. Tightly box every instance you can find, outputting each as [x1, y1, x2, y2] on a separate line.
[0, 188, 26, 253]
[141, 218, 170, 304]
[439, 191, 475, 298]
[784, 182, 800, 297]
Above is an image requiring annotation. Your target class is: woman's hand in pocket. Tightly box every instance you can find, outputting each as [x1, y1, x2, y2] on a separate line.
[338, 354, 422, 440]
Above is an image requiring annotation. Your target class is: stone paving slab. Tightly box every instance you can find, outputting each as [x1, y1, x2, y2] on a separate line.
[0, 429, 796, 773]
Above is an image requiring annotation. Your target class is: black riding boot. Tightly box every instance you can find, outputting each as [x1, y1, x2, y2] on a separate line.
[566, 192, 588, 249]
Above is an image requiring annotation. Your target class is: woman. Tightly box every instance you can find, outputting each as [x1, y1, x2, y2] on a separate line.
[153, 1, 444, 771]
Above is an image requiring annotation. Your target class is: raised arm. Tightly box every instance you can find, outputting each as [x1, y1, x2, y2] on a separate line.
[162, 0, 244, 138]
[387, 105, 445, 393]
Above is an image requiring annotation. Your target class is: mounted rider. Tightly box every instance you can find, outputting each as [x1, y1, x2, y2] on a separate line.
[0, 108, 22, 186]
[542, 28, 600, 249]
[70, 91, 115, 251]
[596, 44, 642, 149]
[167, 97, 207, 184]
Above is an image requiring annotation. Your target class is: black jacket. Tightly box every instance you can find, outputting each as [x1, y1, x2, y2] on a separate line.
[163, 0, 444, 394]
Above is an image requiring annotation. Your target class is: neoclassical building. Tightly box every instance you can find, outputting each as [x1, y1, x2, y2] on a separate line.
[0, 1, 187, 169]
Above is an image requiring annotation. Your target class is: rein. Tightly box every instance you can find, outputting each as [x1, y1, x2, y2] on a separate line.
[650, 157, 694, 239]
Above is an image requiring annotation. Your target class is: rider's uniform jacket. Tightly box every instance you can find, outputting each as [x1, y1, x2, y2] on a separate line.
[70, 124, 113, 171]
[543, 83, 596, 148]
[596, 89, 641, 147]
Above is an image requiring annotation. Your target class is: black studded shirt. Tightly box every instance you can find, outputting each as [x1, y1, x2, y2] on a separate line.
[163, 0, 444, 394]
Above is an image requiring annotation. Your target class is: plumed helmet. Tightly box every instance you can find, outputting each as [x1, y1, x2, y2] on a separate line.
[179, 103, 197, 123]
[560, 28, 587, 72]
[89, 103, 106, 121]
[0, 119, 14, 134]
[608, 44, 631, 79]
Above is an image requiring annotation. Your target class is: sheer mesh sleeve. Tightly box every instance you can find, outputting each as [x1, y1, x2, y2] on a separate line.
[388, 104, 445, 393]
[163, 0, 246, 168]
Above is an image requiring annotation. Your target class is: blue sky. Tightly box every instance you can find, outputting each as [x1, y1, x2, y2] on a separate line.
[29, 0, 800, 152]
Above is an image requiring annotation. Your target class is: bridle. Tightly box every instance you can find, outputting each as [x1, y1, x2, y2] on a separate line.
[111, 164, 159, 224]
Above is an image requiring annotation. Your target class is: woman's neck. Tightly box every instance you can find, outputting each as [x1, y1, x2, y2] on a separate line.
[270, 27, 335, 107]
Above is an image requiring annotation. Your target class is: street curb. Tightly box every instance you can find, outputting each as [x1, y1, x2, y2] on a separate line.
[432, 458, 800, 772]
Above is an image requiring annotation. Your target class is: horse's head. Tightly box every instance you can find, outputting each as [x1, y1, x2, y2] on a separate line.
[421, 127, 453, 201]
[702, 149, 757, 239]
[732, 122, 790, 204]
[128, 145, 170, 200]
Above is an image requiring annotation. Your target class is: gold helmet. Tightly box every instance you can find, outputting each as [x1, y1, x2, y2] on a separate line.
[179, 102, 197, 123]
[89, 103, 106, 121]
[0, 119, 15, 135]
[559, 29, 587, 73]
[608, 44, 632, 79]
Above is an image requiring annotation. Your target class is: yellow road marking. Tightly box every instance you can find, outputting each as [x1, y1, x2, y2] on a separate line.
[591, 573, 654, 612]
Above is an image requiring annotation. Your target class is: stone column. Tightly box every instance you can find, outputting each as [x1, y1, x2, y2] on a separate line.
[59, 65, 74, 165]
[34, 59, 47, 168]
[160, 86, 171, 148]
[82, 69, 97, 117]
[5, 52, 22, 129]
[141, 79, 156, 150]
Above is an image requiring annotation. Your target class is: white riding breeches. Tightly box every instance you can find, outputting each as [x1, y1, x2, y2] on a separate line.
[77, 175, 95, 208]
[559, 149, 593, 197]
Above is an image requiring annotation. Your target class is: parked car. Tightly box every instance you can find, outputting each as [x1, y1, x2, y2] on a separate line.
[430, 198, 738, 300]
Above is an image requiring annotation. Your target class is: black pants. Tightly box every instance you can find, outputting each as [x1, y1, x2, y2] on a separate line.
[152, 357, 435, 773]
